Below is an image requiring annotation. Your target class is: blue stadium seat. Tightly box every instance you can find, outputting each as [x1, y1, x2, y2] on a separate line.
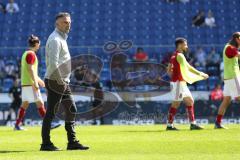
[3, 78, 13, 93]
[208, 76, 220, 90]
[207, 66, 219, 76]
[0, 0, 239, 91]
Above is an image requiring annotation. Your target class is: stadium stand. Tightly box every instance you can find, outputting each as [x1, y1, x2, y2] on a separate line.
[0, 0, 239, 92]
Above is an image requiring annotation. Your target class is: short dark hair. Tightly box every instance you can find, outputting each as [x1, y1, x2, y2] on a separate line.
[137, 47, 144, 52]
[28, 34, 40, 47]
[175, 37, 187, 48]
[55, 12, 70, 20]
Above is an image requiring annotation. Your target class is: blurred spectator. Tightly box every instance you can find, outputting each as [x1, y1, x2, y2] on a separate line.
[6, 0, 19, 13]
[5, 61, 16, 79]
[5, 78, 21, 125]
[92, 81, 104, 125]
[220, 61, 224, 81]
[15, 56, 21, 78]
[179, 0, 190, 4]
[0, 2, 6, 14]
[206, 48, 221, 66]
[161, 52, 172, 65]
[133, 47, 148, 62]
[192, 11, 205, 27]
[106, 80, 112, 91]
[210, 84, 223, 101]
[0, 56, 6, 83]
[147, 64, 162, 85]
[185, 50, 195, 65]
[166, 0, 179, 3]
[194, 46, 207, 67]
[205, 10, 216, 28]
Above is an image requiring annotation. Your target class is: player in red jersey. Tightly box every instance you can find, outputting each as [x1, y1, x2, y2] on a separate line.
[214, 32, 240, 129]
[14, 35, 61, 130]
[166, 38, 209, 130]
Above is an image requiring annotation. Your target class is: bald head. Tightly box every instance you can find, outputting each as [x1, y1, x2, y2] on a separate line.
[55, 12, 71, 33]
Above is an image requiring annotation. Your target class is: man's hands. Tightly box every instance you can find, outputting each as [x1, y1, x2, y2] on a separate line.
[200, 72, 209, 79]
[38, 79, 45, 88]
[33, 81, 39, 91]
[33, 78, 45, 91]
[167, 63, 173, 77]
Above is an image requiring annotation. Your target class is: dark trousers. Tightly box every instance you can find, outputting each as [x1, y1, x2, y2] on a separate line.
[41, 79, 77, 144]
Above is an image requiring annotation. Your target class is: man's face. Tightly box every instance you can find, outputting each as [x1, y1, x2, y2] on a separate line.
[216, 85, 221, 89]
[35, 42, 40, 51]
[236, 37, 240, 48]
[56, 16, 71, 33]
[180, 41, 188, 53]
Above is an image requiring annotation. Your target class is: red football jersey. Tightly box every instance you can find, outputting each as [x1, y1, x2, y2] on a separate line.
[170, 51, 184, 82]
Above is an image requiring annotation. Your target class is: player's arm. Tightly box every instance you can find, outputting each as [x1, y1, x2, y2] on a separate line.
[27, 64, 39, 91]
[177, 53, 209, 79]
[225, 46, 240, 58]
[37, 77, 45, 88]
[187, 64, 209, 79]
[166, 63, 173, 77]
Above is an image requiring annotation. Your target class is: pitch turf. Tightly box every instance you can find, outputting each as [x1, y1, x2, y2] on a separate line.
[0, 124, 239, 160]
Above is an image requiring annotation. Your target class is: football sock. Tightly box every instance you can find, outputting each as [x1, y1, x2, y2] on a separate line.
[186, 105, 195, 124]
[16, 107, 26, 126]
[216, 114, 223, 124]
[38, 105, 46, 118]
[167, 107, 177, 124]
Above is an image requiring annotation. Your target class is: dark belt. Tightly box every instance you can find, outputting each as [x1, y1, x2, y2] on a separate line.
[21, 85, 32, 87]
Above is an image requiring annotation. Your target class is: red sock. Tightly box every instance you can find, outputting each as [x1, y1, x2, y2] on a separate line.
[16, 107, 26, 126]
[186, 105, 195, 123]
[216, 114, 223, 124]
[38, 105, 46, 118]
[167, 107, 177, 124]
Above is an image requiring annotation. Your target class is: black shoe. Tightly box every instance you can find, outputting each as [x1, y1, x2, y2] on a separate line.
[214, 122, 228, 129]
[40, 143, 61, 151]
[67, 140, 89, 150]
[190, 123, 204, 130]
[166, 125, 179, 131]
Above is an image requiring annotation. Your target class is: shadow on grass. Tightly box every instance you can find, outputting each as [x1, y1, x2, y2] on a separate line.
[121, 130, 164, 133]
[121, 128, 212, 133]
[0, 150, 26, 154]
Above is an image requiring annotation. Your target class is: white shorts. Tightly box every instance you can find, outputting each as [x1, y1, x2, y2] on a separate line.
[170, 81, 193, 101]
[21, 86, 43, 103]
[223, 76, 240, 98]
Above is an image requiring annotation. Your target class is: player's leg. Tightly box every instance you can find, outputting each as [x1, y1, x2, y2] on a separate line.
[36, 100, 61, 130]
[183, 96, 203, 130]
[167, 81, 182, 130]
[5, 107, 14, 125]
[14, 101, 29, 130]
[166, 101, 181, 130]
[183, 96, 195, 123]
[5, 100, 16, 125]
[36, 100, 46, 118]
[215, 96, 231, 129]
[215, 78, 235, 129]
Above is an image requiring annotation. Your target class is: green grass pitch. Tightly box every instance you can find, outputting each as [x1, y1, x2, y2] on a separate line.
[0, 124, 239, 160]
